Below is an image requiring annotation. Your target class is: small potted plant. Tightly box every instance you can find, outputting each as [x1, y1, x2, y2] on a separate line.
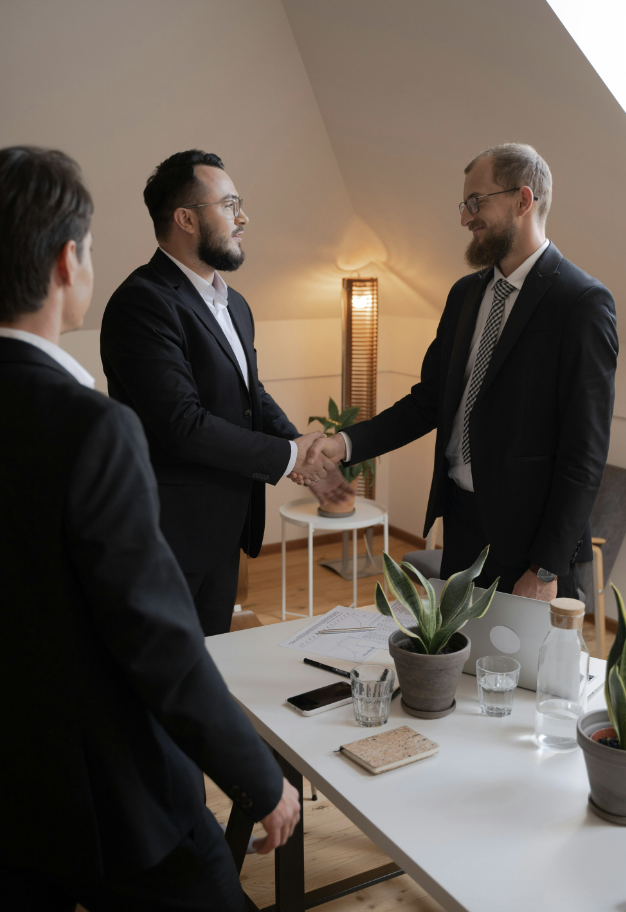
[375, 546, 498, 718]
[308, 397, 375, 517]
[577, 582, 626, 824]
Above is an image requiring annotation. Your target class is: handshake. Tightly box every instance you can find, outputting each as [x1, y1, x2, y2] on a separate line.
[287, 432, 351, 506]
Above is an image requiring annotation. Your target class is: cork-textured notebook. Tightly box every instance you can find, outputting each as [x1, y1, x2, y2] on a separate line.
[340, 725, 439, 774]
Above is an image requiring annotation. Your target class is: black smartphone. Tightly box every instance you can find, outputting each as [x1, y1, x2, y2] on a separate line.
[286, 681, 353, 716]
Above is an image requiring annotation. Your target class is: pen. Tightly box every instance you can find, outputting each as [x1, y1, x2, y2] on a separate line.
[391, 686, 401, 700]
[318, 627, 378, 634]
[303, 658, 351, 679]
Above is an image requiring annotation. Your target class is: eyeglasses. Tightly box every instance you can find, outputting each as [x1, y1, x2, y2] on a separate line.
[170, 196, 244, 221]
[459, 187, 539, 216]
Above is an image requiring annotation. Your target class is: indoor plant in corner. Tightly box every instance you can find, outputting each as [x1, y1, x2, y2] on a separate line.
[308, 397, 376, 517]
[577, 583, 626, 825]
[375, 546, 498, 719]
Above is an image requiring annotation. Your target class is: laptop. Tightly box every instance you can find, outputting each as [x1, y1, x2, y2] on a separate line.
[428, 579, 605, 695]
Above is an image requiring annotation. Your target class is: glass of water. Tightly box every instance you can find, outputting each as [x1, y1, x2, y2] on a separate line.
[476, 656, 520, 717]
[350, 664, 395, 727]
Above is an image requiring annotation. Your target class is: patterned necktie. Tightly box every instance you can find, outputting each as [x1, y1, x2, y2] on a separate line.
[461, 278, 516, 464]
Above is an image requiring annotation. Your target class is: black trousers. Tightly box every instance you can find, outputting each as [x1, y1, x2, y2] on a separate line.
[185, 545, 241, 637]
[0, 809, 246, 912]
[440, 481, 579, 598]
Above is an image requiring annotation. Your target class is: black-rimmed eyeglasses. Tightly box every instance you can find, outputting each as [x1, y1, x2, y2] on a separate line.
[459, 187, 538, 216]
[170, 196, 244, 221]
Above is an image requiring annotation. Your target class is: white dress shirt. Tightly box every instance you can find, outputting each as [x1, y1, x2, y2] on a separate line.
[160, 249, 297, 476]
[340, 240, 551, 480]
[446, 239, 550, 491]
[0, 328, 95, 388]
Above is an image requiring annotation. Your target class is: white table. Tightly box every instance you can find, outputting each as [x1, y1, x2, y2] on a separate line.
[280, 496, 388, 619]
[209, 611, 618, 912]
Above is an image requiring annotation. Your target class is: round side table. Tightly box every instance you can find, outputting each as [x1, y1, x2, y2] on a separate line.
[279, 496, 389, 620]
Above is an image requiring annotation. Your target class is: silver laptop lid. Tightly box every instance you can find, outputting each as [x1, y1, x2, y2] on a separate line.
[428, 579, 603, 694]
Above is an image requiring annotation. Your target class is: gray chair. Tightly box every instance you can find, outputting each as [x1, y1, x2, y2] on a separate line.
[403, 517, 443, 581]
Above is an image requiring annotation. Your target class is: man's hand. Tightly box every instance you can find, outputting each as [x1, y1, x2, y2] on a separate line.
[289, 433, 348, 486]
[290, 432, 334, 486]
[309, 467, 354, 506]
[253, 777, 301, 855]
[512, 569, 557, 602]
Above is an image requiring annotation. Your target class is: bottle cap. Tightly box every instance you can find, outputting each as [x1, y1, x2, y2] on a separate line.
[549, 597, 585, 629]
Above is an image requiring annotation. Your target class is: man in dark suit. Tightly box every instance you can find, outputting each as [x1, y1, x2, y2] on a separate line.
[0, 146, 299, 911]
[307, 144, 618, 601]
[101, 150, 346, 635]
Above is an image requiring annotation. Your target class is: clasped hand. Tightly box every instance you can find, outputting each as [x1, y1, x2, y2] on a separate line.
[288, 433, 351, 505]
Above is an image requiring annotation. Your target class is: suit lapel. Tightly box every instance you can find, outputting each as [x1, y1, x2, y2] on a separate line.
[226, 293, 256, 385]
[442, 268, 493, 433]
[475, 243, 562, 404]
[151, 249, 249, 389]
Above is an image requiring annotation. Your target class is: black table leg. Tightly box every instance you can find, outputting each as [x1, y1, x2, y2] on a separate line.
[274, 749, 305, 912]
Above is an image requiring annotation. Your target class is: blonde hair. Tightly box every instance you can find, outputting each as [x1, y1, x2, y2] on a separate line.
[465, 143, 552, 224]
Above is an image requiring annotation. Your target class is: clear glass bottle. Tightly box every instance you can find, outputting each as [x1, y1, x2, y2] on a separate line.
[534, 597, 589, 750]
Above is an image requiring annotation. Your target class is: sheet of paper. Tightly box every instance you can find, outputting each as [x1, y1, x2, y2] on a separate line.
[278, 602, 419, 662]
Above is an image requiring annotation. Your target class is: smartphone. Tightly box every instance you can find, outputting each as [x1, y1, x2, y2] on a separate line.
[286, 681, 353, 716]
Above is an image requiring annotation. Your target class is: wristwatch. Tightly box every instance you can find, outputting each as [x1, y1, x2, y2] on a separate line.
[529, 563, 558, 584]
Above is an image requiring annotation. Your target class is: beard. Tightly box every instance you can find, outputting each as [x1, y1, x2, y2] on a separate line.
[465, 213, 517, 270]
[197, 219, 245, 272]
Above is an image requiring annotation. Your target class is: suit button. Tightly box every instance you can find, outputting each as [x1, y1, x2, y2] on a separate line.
[243, 409, 252, 419]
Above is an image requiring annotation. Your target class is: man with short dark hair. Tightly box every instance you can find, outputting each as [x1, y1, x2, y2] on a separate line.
[101, 149, 347, 635]
[307, 144, 618, 601]
[0, 145, 299, 911]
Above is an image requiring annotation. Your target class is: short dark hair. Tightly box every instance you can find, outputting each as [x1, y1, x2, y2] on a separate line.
[143, 150, 225, 239]
[0, 146, 93, 322]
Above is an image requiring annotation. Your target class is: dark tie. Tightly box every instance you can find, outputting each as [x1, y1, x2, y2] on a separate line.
[461, 278, 516, 465]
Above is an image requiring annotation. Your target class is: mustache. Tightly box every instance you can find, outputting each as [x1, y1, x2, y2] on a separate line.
[468, 218, 487, 231]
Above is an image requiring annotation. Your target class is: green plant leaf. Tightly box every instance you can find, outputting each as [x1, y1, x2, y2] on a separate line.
[308, 416, 339, 434]
[382, 552, 425, 633]
[328, 398, 340, 422]
[337, 405, 360, 428]
[608, 664, 626, 750]
[340, 464, 361, 483]
[375, 582, 428, 654]
[429, 576, 499, 654]
[438, 545, 489, 626]
[605, 583, 626, 732]
[400, 561, 437, 638]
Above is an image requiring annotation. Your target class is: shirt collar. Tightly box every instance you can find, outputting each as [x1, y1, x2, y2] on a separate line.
[159, 248, 229, 309]
[493, 238, 550, 290]
[0, 328, 95, 388]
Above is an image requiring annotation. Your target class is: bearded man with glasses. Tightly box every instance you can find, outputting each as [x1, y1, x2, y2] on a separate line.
[305, 143, 618, 601]
[101, 150, 350, 636]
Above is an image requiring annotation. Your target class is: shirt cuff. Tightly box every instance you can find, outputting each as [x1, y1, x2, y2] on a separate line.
[283, 440, 298, 476]
[339, 431, 352, 462]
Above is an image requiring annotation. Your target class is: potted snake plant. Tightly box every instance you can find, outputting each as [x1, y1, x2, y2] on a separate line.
[375, 546, 498, 718]
[577, 583, 626, 824]
[308, 397, 375, 516]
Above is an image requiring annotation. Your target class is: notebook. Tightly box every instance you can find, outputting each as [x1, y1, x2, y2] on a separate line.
[340, 725, 439, 775]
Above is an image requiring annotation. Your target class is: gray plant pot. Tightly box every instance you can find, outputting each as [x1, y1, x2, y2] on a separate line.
[577, 709, 626, 825]
[388, 628, 470, 719]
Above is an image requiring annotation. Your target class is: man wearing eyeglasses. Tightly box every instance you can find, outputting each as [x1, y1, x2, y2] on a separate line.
[101, 150, 347, 635]
[306, 143, 618, 601]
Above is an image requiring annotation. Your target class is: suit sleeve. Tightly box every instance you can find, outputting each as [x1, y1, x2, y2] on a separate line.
[345, 294, 454, 464]
[66, 403, 283, 821]
[528, 285, 618, 575]
[100, 286, 291, 485]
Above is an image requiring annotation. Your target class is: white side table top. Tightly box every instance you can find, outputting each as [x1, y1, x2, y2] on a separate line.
[208, 611, 615, 912]
[280, 495, 387, 530]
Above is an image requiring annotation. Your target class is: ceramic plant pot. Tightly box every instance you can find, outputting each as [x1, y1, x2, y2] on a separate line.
[388, 628, 470, 719]
[317, 479, 358, 518]
[577, 709, 626, 825]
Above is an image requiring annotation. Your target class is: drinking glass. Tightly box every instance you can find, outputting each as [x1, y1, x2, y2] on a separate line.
[476, 656, 520, 717]
[350, 664, 395, 727]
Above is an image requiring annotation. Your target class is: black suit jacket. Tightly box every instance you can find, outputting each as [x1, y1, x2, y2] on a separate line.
[100, 249, 298, 565]
[347, 243, 618, 576]
[0, 339, 283, 879]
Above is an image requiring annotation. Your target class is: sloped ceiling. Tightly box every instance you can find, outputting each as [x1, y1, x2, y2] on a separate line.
[282, 0, 626, 409]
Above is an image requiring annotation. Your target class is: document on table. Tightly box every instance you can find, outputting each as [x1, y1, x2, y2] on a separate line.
[278, 603, 418, 662]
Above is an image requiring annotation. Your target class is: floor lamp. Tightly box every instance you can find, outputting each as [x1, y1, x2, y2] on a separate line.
[319, 278, 381, 582]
